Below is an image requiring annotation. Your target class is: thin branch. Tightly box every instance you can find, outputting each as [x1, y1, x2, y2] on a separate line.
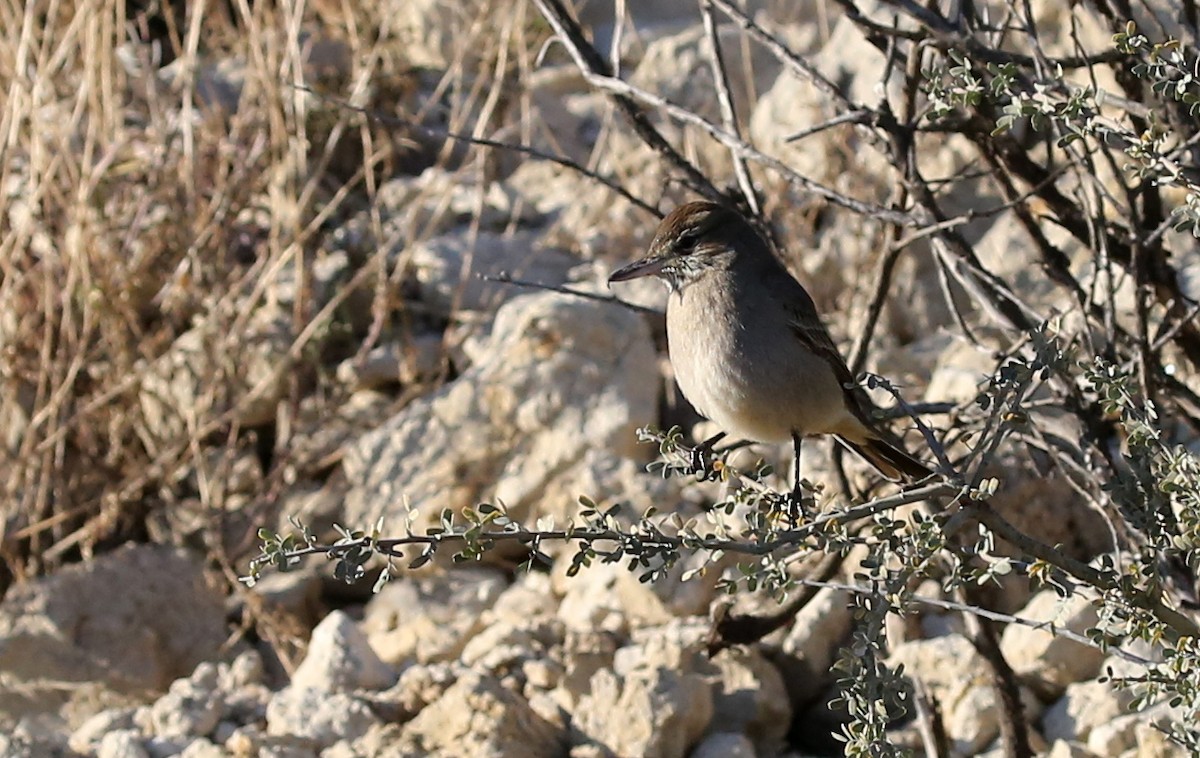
[291, 83, 660, 216]
[530, 0, 722, 202]
[477, 273, 660, 314]
[700, 0, 760, 214]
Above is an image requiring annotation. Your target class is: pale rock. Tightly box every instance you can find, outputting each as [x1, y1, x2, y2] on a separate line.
[690, 731, 757, 758]
[1087, 710, 1142, 756]
[554, 630, 621, 709]
[97, 730, 151, 758]
[362, 568, 507, 665]
[1042, 678, 1135, 743]
[973, 211, 1090, 316]
[628, 19, 809, 133]
[1129, 720, 1189, 757]
[749, 8, 889, 182]
[524, 659, 565, 692]
[269, 250, 351, 312]
[0, 544, 225, 720]
[178, 738, 225, 758]
[776, 588, 855, 706]
[556, 560, 674, 634]
[459, 620, 549, 673]
[887, 633, 1021, 755]
[393, 0, 477, 69]
[321, 724, 405, 758]
[572, 621, 715, 758]
[220, 723, 303, 757]
[342, 293, 658, 540]
[922, 338, 996, 406]
[148, 662, 222, 739]
[1045, 740, 1101, 758]
[375, 662, 463, 722]
[70, 708, 139, 754]
[572, 666, 713, 758]
[139, 307, 292, 440]
[265, 687, 379, 749]
[705, 649, 791, 755]
[287, 391, 391, 481]
[517, 78, 612, 180]
[292, 611, 396, 692]
[335, 335, 444, 390]
[396, 670, 567, 757]
[358, 167, 542, 247]
[1088, 701, 1188, 757]
[405, 229, 577, 316]
[1000, 591, 1104, 697]
[484, 571, 558, 626]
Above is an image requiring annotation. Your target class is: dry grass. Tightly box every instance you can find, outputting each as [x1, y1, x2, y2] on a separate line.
[0, 0, 550, 591]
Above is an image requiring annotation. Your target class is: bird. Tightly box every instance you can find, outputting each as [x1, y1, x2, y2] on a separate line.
[607, 200, 930, 500]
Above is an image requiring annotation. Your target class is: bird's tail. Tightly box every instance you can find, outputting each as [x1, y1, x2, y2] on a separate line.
[837, 435, 932, 482]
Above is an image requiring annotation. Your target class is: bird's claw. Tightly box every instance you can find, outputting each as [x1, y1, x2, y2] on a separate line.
[688, 443, 722, 482]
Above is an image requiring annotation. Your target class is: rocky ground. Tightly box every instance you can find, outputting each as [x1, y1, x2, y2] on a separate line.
[2, 0, 1197, 756]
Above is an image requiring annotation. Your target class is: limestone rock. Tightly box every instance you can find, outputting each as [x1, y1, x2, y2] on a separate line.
[335, 335, 444, 391]
[1000, 591, 1104, 698]
[705, 649, 791, 755]
[291, 611, 397, 692]
[342, 292, 658, 539]
[571, 622, 715, 758]
[265, 687, 380, 750]
[139, 308, 292, 441]
[405, 230, 577, 316]
[396, 670, 567, 757]
[887, 633, 1024, 755]
[147, 662, 222, 740]
[777, 587, 855, 706]
[362, 568, 508, 665]
[1041, 678, 1135, 743]
[555, 561, 674, 635]
[0, 545, 225, 722]
[1045, 740, 1101, 758]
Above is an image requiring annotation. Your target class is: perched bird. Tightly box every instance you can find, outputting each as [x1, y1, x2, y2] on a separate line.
[608, 200, 929, 495]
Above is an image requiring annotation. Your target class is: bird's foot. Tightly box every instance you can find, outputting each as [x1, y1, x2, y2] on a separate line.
[687, 432, 727, 482]
[784, 482, 816, 529]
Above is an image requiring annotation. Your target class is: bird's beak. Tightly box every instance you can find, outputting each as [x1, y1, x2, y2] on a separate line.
[608, 254, 670, 285]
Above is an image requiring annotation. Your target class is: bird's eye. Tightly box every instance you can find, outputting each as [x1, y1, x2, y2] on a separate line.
[675, 229, 700, 253]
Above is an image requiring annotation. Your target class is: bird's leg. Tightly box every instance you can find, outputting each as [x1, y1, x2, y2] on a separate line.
[788, 431, 809, 526]
[689, 431, 727, 481]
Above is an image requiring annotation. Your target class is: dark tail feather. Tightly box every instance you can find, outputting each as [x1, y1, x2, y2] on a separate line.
[837, 435, 932, 482]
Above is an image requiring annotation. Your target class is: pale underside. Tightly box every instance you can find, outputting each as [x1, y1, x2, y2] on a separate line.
[665, 266, 874, 446]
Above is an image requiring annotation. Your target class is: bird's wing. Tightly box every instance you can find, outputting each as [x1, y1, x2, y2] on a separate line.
[762, 265, 889, 438]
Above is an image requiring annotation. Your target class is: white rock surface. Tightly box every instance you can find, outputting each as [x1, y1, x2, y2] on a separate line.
[139, 308, 292, 440]
[342, 292, 659, 538]
[777, 587, 854, 705]
[291, 611, 397, 692]
[396, 670, 567, 757]
[888, 633, 1020, 755]
[1041, 678, 1135, 743]
[147, 662, 222, 739]
[1000, 591, 1104, 697]
[572, 622, 716, 758]
[405, 229, 577, 316]
[265, 687, 380, 750]
[362, 568, 508, 665]
[0, 545, 225, 722]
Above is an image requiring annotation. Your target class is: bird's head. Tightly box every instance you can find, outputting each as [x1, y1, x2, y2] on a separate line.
[608, 201, 747, 292]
